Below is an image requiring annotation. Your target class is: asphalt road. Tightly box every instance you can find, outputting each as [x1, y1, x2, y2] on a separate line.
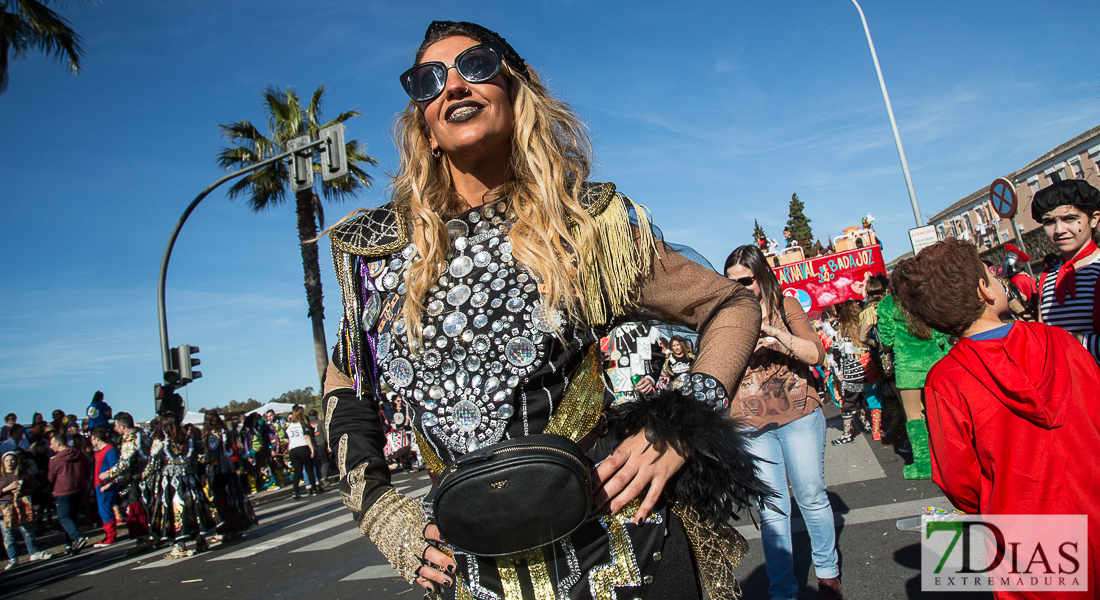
[0, 403, 993, 599]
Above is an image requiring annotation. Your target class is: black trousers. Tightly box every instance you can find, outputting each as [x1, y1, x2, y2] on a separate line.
[288, 446, 313, 494]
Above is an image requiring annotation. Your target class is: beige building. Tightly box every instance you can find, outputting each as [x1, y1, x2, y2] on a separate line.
[927, 124, 1100, 253]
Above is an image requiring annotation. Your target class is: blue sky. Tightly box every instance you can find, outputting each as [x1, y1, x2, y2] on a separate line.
[2, 0, 1098, 422]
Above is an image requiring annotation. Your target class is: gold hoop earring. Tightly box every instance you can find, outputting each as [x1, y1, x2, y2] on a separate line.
[431, 147, 442, 159]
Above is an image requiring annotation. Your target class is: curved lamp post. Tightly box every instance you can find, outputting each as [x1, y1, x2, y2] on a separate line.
[850, 0, 924, 227]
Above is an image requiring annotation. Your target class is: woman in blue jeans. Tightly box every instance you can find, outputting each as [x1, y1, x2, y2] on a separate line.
[725, 246, 842, 600]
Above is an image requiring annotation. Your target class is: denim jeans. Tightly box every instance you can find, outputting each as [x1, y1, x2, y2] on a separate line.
[1, 518, 40, 558]
[54, 492, 83, 542]
[744, 407, 839, 600]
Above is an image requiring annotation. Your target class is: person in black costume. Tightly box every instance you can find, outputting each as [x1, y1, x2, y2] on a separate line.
[200, 411, 257, 541]
[322, 21, 770, 600]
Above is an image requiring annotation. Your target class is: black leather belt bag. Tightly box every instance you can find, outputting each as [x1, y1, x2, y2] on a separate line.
[429, 433, 592, 557]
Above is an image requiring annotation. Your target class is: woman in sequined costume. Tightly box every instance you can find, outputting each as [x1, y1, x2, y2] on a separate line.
[201, 411, 258, 541]
[142, 412, 219, 558]
[323, 21, 769, 600]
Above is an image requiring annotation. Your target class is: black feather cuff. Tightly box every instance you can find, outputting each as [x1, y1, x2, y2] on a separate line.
[604, 380, 774, 525]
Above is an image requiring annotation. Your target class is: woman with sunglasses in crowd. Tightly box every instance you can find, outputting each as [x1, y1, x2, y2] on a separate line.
[321, 20, 770, 600]
[723, 245, 842, 600]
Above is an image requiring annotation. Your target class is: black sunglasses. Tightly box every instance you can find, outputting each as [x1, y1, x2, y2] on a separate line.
[734, 276, 756, 287]
[400, 44, 503, 102]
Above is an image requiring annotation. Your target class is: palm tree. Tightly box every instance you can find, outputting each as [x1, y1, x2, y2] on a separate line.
[0, 0, 87, 93]
[217, 85, 377, 389]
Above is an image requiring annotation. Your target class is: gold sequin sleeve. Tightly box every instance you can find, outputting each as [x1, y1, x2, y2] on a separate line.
[359, 487, 430, 584]
[634, 240, 762, 396]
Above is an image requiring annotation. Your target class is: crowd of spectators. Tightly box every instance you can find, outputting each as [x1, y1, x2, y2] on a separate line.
[0, 394, 339, 571]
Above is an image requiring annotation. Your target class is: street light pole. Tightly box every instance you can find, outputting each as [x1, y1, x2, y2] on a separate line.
[157, 139, 326, 379]
[849, 0, 924, 227]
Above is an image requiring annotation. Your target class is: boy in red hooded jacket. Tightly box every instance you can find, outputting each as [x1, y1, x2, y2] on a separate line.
[891, 238, 1099, 599]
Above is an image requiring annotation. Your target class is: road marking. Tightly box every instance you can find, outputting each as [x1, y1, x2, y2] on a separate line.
[207, 514, 348, 562]
[81, 501, 342, 576]
[290, 527, 360, 553]
[404, 484, 433, 498]
[255, 495, 342, 518]
[340, 563, 401, 581]
[734, 496, 950, 541]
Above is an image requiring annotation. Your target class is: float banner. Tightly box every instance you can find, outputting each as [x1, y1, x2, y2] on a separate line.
[921, 514, 1088, 593]
[771, 245, 886, 312]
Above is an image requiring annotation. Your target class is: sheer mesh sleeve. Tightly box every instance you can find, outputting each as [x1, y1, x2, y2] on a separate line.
[633, 241, 762, 396]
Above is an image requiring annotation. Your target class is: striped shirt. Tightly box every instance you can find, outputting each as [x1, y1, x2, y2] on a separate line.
[1039, 256, 1100, 362]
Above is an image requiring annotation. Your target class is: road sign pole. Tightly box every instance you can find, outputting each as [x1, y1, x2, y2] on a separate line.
[987, 177, 1033, 279]
[1008, 216, 1035, 279]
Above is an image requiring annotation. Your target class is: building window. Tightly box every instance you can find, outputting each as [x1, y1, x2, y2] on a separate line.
[1028, 175, 1040, 193]
[1070, 159, 1084, 179]
[999, 230, 1010, 242]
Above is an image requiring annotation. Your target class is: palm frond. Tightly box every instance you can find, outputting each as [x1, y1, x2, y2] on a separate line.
[218, 83, 376, 212]
[262, 85, 300, 141]
[324, 110, 363, 127]
[307, 85, 325, 127]
[0, 0, 85, 93]
[12, 0, 85, 72]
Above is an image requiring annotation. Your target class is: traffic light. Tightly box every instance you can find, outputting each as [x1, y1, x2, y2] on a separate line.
[287, 135, 313, 193]
[154, 383, 182, 419]
[177, 344, 201, 385]
[319, 124, 348, 181]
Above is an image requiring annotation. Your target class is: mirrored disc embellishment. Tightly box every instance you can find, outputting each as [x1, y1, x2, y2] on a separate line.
[387, 358, 414, 389]
[453, 400, 482, 433]
[530, 302, 562, 333]
[505, 337, 538, 367]
[361, 293, 381, 331]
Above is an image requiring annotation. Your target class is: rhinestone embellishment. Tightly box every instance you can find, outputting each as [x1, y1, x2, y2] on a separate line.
[447, 285, 471, 307]
[449, 255, 474, 278]
[442, 312, 467, 337]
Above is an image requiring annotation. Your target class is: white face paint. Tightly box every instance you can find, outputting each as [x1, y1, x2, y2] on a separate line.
[1041, 205, 1100, 259]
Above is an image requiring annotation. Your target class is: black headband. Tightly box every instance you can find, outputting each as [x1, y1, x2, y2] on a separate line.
[1031, 179, 1100, 221]
[420, 20, 529, 81]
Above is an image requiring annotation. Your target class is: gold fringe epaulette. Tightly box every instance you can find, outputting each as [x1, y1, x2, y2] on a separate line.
[573, 182, 657, 326]
[330, 203, 409, 258]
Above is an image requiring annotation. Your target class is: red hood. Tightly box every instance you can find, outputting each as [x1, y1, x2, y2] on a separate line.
[949, 322, 1071, 429]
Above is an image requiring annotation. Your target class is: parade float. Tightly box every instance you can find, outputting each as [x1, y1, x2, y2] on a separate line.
[766, 216, 887, 319]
